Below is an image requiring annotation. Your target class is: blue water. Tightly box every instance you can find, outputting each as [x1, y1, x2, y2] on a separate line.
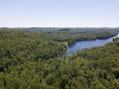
[67, 33, 119, 55]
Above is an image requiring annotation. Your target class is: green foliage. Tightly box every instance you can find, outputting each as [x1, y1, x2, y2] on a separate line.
[0, 29, 119, 89]
[0, 30, 67, 60]
[43, 30, 118, 46]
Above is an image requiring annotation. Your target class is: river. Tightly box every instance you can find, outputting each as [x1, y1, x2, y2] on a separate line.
[67, 33, 119, 55]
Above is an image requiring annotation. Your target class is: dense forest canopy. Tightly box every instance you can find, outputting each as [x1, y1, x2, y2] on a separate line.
[2, 27, 118, 46]
[0, 28, 119, 89]
[0, 30, 67, 60]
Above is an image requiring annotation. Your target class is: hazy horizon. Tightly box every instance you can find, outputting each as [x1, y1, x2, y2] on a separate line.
[0, 0, 119, 27]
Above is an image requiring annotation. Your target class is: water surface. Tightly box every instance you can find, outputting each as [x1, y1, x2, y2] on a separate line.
[67, 33, 119, 55]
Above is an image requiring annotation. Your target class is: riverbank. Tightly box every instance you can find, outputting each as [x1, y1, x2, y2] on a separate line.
[67, 33, 119, 55]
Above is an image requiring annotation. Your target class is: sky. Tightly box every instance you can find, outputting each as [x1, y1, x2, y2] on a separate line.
[0, 0, 119, 27]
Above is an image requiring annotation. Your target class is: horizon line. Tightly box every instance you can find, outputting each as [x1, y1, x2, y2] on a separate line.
[0, 26, 119, 28]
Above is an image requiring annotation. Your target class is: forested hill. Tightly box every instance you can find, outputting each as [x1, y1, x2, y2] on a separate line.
[0, 30, 67, 60]
[2, 27, 119, 33]
[68, 37, 119, 89]
[1, 27, 118, 46]
[0, 29, 119, 89]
